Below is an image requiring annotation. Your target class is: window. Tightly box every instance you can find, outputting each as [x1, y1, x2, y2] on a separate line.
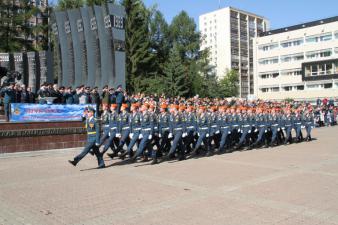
[259, 71, 279, 79]
[335, 31, 338, 39]
[296, 85, 304, 90]
[258, 43, 278, 51]
[280, 69, 302, 76]
[324, 83, 332, 89]
[281, 38, 304, 48]
[280, 53, 304, 63]
[306, 49, 332, 59]
[306, 33, 332, 43]
[271, 87, 280, 92]
[259, 57, 279, 65]
[283, 86, 292, 91]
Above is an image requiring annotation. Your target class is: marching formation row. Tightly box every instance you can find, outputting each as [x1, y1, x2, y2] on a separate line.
[68, 102, 314, 168]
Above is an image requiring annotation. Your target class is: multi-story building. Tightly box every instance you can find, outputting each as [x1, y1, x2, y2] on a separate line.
[199, 7, 269, 97]
[254, 16, 338, 101]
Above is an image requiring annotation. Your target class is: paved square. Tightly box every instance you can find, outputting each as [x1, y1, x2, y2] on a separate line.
[1, 126, 338, 225]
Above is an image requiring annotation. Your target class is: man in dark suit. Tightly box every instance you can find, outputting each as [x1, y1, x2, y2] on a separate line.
[115, 85, 124, 113]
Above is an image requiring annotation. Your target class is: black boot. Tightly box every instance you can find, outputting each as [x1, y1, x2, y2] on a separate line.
[68, 160, 77, 167]
[119, 150, 128, 160]
[151, 157, 158, 165]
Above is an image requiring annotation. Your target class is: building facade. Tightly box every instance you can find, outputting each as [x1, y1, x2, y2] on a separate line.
[51, 3, 126, 89]
[199, 7, 269, 97]
[254, 16, 338, 101]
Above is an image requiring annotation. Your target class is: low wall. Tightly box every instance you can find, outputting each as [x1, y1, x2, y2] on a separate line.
[0, 121, 86, 153]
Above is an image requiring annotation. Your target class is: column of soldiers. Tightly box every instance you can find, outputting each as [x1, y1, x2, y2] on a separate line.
[69, 102, 315, 169]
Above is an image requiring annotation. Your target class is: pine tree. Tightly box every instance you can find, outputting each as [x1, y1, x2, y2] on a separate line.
[122, 0, 155, 93]
[163, 46, 189, 97]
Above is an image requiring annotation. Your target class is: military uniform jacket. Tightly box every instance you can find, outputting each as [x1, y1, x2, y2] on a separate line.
[196, 113, 210, 133]
[256, 113, 266, 128]
[293, 114, 302, 127]
[169, 113, 185, 134]
[269, 114, 279, 128]
[85, 116, 100, 143]
[158, 112, 170, 135]
[118, 111, 131, 133]
[141, 112, 153, 133]
[302, 113, 314, 127]
[209, 112, 219, 133]
[241, 113, 251, 130]
[130, 112, 142, 133]
[101, 111, 110, 132]
[149, 111, 158, 133]
[109, 110, 119, 132]
[185, 112, 196, 132]
[283, 114, 294, 128]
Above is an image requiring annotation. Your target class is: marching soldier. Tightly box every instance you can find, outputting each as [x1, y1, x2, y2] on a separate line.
[184, 106, 197, 154]
[130, 104, 153, 163]
[154, 104, 171, 164]
[303, 108, 314, 141]
[190, 106, 211, 157]
[293, 109, 304, 142]
[68, 107, 105, 169]
[120, 103, 141, 160]
[116, 104, 131, 153]
[283, 108, 294, 145]
[101, 104, 119, 157]
[161, 105, 186, 162]
[217, 106, 231, 153]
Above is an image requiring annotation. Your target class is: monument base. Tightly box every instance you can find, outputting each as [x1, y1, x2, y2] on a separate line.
[0, 121, 86, 153]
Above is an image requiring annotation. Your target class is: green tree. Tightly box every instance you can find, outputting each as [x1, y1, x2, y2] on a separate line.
[0, 0, 42, 52]
[86, 0, 114, 6]
[56, 0, 84, 10]
[219, 69, 239, 97]
[163, 46, 189, 97]
[122, 0, 155, 93]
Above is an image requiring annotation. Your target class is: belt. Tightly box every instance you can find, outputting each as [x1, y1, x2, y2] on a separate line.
[122, 127, 130, 130]
[259, 125, 265, 127]
[110, 127, 117, 130]
[243, 125, 250, 127]
[306, 122, 312, 124]
[133, 128, 141, 131]
[271, 124, 278, 127]
[232, 125, 239, 127]
[200, 127, 208, 130]
[103, 125, 109, 127]
[87, 132, 96, 134]
[211, 125, 217, 128]
[154, 126, 158, 129]
[187, 126, 194, 129]
[174, 128, 183, 131]
[162, 127, 170, 130]
[295, 122, 301, 125]
[221, 126, 229, 129]
[142, 128, 151, 131]
[285, 125, 291, 127]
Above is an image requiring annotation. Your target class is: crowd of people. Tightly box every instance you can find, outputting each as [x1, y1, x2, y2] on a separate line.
[67, 86, 338, 168]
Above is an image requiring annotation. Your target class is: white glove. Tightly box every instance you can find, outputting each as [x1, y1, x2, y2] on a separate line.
[129, 133, 134, 139]
[238, 129, 241, 132]
[228, 131, 231, 134]
[311, 126, 314, 129]
[248, 130, 251, 134]
[301, 126, 305, 129]
[215, 130, 220, 134]
[116, 133, 121, 138]
[182, 132, 187, 138]
[265, 130, 267, 133]
[159, 134, 161, 138]
[206, 133, 209, 137]
[95, 143, 100, 146]
[277, 128, 280, 131]
[148, 135, 152, 140]
[254, 129, 258, 132]
[139, 134, 143, 139]
[282, 127, 285, 130]
[108, 132, 111, 137]
[168, 133, 173, 138]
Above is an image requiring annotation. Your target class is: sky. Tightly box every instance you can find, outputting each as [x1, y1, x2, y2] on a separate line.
[142, 0, 338, 30]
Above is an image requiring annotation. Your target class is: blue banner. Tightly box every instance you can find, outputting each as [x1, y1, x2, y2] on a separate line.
[10, 104, 96, 122]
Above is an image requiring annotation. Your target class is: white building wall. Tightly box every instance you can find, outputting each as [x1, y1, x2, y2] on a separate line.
[254, 19, 338, 100]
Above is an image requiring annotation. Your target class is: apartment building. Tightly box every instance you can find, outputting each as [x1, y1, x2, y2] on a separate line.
[254, 16, 338, 100]
[199, 7, 269, 97]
